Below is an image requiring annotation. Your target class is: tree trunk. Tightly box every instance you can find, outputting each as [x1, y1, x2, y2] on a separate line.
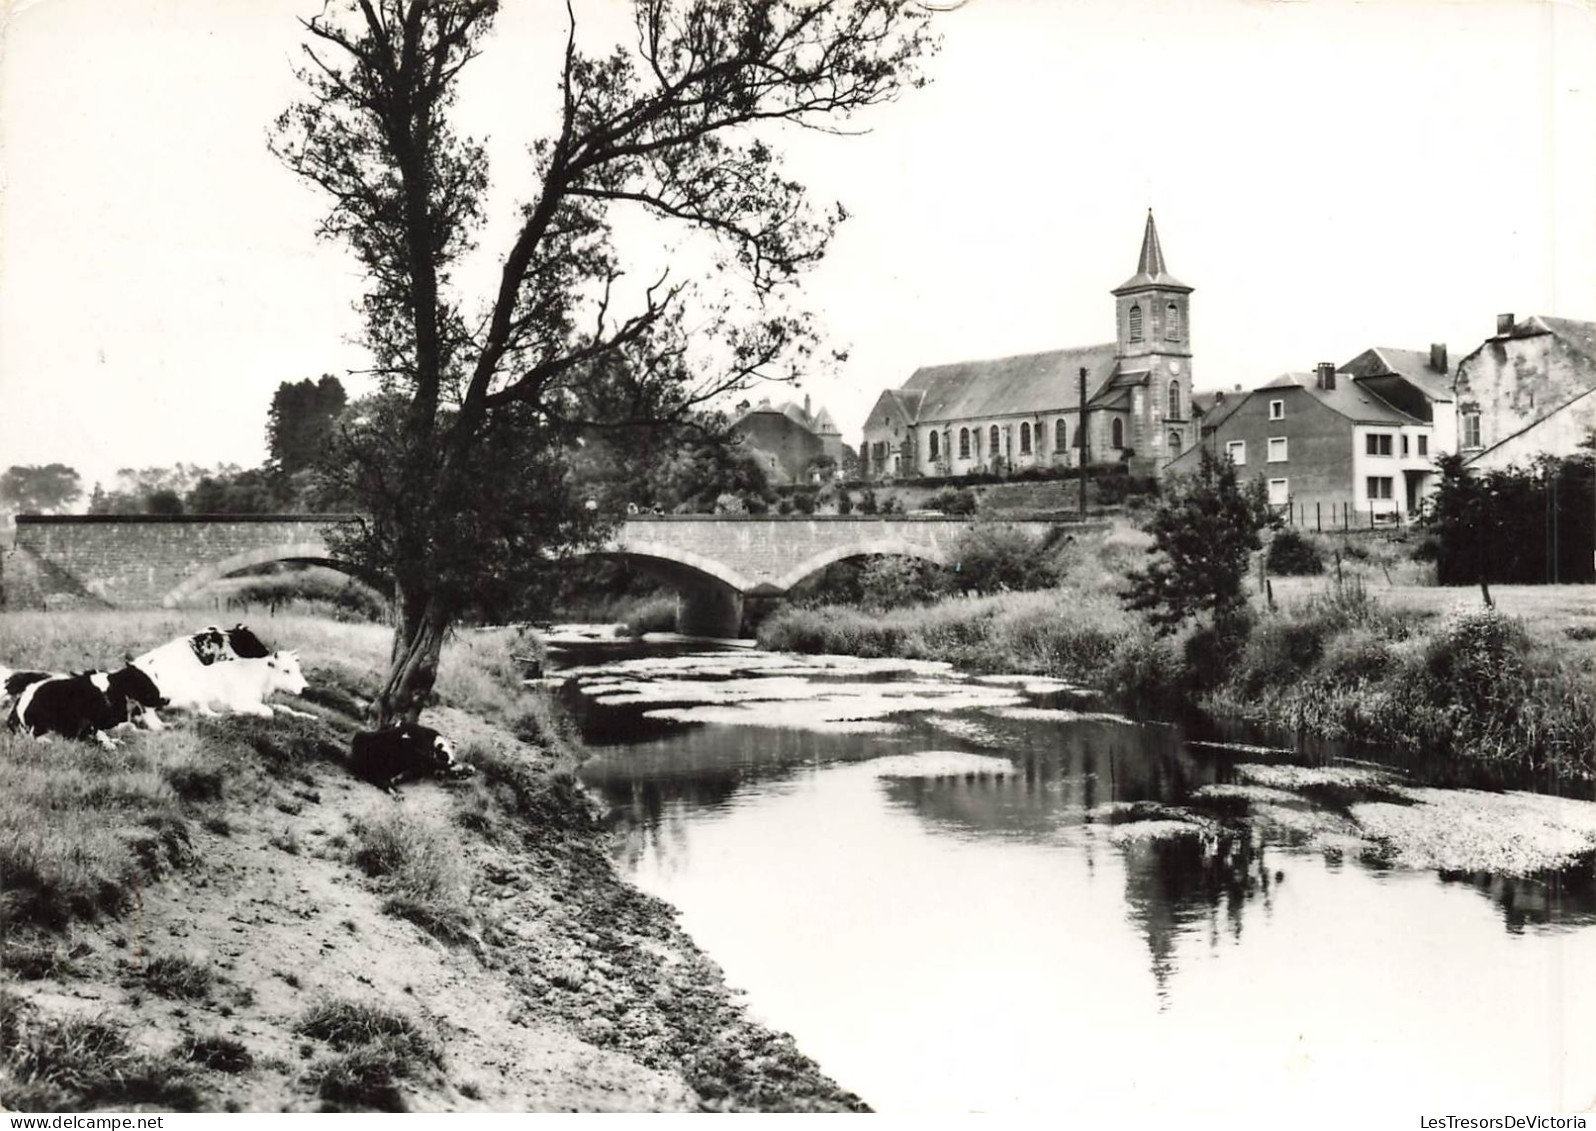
[375, 586, 451, 727]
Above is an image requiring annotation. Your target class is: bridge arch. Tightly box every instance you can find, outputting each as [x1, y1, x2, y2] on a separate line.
[773, 538, 950, 592]
[586, 541, 756, 594]
[159, 542, 368, 609]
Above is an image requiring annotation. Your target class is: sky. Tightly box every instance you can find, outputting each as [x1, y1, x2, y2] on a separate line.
[2, 0, 1594, 498]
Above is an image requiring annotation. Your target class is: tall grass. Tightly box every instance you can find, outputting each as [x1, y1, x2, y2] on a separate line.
[349, 810, 474, 942]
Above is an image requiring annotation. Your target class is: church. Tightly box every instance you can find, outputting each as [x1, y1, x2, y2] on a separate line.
[860, 212, 1194, 481]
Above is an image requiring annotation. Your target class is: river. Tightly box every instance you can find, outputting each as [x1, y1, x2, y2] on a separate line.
[557, 636, 1596, 1114]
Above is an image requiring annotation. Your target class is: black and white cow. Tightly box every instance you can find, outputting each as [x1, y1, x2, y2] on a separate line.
[349, 724, 473, 795]
[7, 665, 169, 748]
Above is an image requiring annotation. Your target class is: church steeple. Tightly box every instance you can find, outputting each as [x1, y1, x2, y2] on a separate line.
[1114, 210, 1189, 294]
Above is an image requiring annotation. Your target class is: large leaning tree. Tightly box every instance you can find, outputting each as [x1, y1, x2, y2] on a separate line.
[272, 0, 933, 724]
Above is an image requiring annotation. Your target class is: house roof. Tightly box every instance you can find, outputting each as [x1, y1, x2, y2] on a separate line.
[896, 343, 1121, 424]
[1340, 347, 1454, 403]
[1191, 389, 1247, 431]
[1523, 316, 1596, 364]
[1112, 211, 1191, 294]
[1260, 372, 1425, 426]
[735, 397, 842, 436]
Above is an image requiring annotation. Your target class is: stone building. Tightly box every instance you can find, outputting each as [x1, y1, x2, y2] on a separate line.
[731, 395, 847, 484]
[1455, 314, 1596, 470]
[859, 212, 1195, 480]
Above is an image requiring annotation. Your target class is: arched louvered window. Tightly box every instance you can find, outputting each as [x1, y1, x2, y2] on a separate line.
[1019, 422, 1032, 455]
[958, 428, 970, 459]
[1111, 417, 1125, 449]
[990, 425, 1001, 455]
[1166, 302, 1180, 340]
[1055, 418, 1067, 451]
[1168, 380, 1182, 420]
[1129, 305, 1143, 343]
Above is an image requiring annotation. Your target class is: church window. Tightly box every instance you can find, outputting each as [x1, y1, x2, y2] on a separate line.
[1111, 418, 1124, 449]
[1055, 418, 1067, 451]
[959, 428, 970, 459]
[929, 431, 940, 462]
[1166, 302, 1180, 340]
[990, 425, 1001, 455]
[1019, 422, 1032, 455]
[1168, 380, 1181, 419]
[1129, 305, 1143, 343]
[1168, 431, 1182, 454]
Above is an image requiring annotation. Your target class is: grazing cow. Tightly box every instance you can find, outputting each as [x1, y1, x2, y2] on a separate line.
[349, 724, 473, 795]
[151, 650, 312, 718]
[7, 665, 169, 748]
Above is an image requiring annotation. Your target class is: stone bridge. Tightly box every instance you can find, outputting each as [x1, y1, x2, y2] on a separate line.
[4, 513, 1068, 635]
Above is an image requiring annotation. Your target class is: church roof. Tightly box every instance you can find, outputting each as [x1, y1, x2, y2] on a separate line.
[1113, 211, 1191, 294]
[897, 343, 1120, 424]
[1339, 347, 1453, 403]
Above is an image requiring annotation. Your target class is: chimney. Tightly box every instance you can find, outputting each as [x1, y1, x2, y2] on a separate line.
[804, 393, 811, 415]
[1429, 343, 1448, 374]
[1315, 362, 1336, 391]
[1497, 313, 1514, 335]
[1214, 390, 1226, 403]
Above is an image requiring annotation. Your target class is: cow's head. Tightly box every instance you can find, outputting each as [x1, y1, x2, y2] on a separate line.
[401, 725, 467, 775]
[109, 664, 170, 713]
[266, 651, 309, 697]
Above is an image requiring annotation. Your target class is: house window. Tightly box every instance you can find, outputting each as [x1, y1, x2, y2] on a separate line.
[929, 431, 940, 462]
[1268, 478, 1289, 507]
[1165, 302, 1180, 341]
[1226, 440, 1246, 465]
[1367, 476, 1394, 500]
[958, 428, 970, 460]
[1463, 412, 1481, 448]
[1401, 434, 1410, 457]
[1019, 422, 1032, 455]
[990, 425, 1001, 456]
[1129, 305, 1143, 343]
[1055, 418, 1067, 452]
[1168, 381, 1181, 420]
[1269, 399, 1284, 421]
[1267, 437, 1288, 463]
[1418, 434, 1429, 457]
[1365, 433, 1394, 456]
[1111, 417, 1124, 449]
[1168, 430, 1182, 454]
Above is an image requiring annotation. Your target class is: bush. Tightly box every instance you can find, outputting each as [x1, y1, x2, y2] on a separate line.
[925, 487, 978, 516]
[1266, 530, 1324, 576]
[858, 557, 941, 610]
[946, 523, 1060, 594]
[297, 998, 443, 1113]
[623, 595, 678, 636]
[139, 954, 214, 1001]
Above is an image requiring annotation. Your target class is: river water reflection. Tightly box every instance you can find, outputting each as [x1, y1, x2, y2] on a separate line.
[563, 641, 1596, 1114]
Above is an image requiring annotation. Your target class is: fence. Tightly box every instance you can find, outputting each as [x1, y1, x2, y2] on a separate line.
[1272, 500, 1430, 532]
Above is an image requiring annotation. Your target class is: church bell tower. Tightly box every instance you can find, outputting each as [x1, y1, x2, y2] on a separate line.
[1112, 211, 1194, 464]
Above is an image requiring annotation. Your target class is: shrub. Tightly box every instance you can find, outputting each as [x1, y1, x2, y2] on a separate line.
[177, 1034, 254, 1074]
[1266, 529, 1324, 576]
[925, 487, 978, 516]
[623, 595, 678, 637]
[858, 557, 941, 610]
[946, 523, 1060, 594]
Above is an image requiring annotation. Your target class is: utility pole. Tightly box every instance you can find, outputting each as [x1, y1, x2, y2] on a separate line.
[1078, 366, 1089, 518]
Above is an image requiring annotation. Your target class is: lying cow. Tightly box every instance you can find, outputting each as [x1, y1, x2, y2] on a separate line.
[6, 665, 169, 748]
[349, 724, 474, 795]
[149, 650, 313, 719]
[1, 668, 57, 715]
[133, 624, 269, 691]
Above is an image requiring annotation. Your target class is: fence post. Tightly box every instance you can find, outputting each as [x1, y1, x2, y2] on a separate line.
[1316, 502, 1322, 531]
